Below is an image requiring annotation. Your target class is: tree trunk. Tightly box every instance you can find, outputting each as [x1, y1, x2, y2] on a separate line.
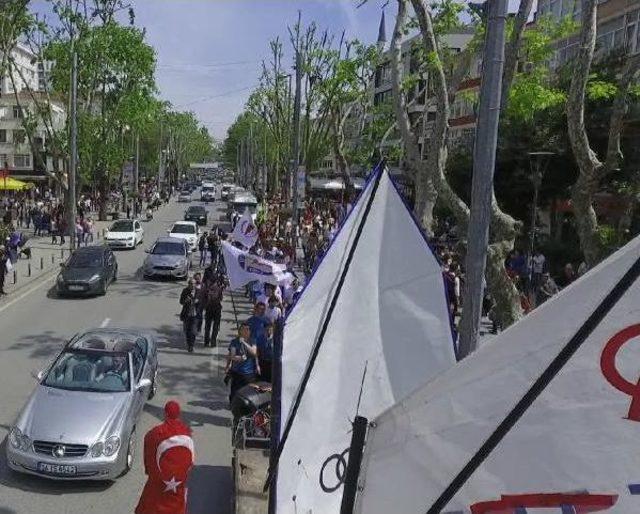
[410, 0, 522, 331]
[566, 0, 640, 266]
[410, 0, 453, 236]
[566, 0, 602, 267]
[571, 174, 601, 265]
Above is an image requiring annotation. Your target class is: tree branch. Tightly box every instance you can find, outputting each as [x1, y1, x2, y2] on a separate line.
[604, 52, 640, 174]
[501, 0, 535, 111]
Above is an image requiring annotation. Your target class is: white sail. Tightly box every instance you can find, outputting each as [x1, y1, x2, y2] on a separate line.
[275, 169, 457, 513]
[355, 236, 640, 514]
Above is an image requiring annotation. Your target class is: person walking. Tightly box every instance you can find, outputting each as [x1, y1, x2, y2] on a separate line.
[198, 231, 208, 267]
[537, 272, 559, 305]
[207, 229, 219, 269]
[257, 322, 274, 382]
[135, 401, 194, 514]
[75, 218, 84, 248]
[0, 246, 8, 295]
[531, 249, 546, 294]
[202, 275, 224, 347]
[265, 296, 282, 324]
[193, 272, 204, 333]
[179, 279, 198, 353]
[225, 323, 258, 402]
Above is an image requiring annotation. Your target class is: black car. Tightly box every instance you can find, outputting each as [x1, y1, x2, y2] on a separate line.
[184, 205, 208, 226]
[56, 246, 118, 296]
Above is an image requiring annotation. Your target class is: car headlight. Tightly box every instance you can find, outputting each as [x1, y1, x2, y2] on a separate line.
[90, 441, 104, 458]
[90, 436, 120, 458]
[103, 436, 121, 457]
[89, 274, 101, 282]
[9, 427, 31, 451]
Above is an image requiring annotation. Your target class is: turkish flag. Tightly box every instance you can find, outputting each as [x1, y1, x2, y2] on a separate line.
[136, 407, 194, 514]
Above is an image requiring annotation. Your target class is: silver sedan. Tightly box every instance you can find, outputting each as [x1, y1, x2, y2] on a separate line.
[142, 236, 191, 280]
[6, 328, 159, 481]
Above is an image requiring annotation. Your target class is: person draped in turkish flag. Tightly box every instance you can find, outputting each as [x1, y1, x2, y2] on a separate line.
[136, 401, 194, 514]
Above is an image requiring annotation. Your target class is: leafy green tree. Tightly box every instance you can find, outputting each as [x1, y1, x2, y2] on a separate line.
[47, 20, 157, 217]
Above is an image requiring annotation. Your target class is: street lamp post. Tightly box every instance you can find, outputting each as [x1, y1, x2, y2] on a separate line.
[527, 151, 555, 283]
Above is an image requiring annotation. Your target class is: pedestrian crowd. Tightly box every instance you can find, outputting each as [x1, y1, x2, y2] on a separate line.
[432, 217, 590, 336]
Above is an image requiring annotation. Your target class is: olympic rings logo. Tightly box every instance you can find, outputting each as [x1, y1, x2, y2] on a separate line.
[319, 448, 349, 493]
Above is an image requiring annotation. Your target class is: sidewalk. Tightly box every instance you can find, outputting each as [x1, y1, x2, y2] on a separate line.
[3, 215, 114, 297]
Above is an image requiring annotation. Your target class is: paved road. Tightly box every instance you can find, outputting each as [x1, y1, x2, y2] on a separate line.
[0, 195, 243, 514]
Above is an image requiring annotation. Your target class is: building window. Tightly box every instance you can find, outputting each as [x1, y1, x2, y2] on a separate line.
[13, 154, 31, 168]
[0, 154, 7, 167]
[0, 130, 6, 143]
[13, 130, 26, 144]
[374, 90, 392, 106]
[12, 106, 24, 119]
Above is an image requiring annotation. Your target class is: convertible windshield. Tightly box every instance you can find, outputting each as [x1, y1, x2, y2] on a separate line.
[171, 224, 196, 234]
[68, 252, 103, 268]
[44, 350, 130, 393]
[110, 220, 133, 232]
[152, 242, 185, 255]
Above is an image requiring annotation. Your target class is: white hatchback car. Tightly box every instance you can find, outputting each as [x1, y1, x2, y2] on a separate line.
[105, 220, 144, 249]
[167, 221, 199, 252]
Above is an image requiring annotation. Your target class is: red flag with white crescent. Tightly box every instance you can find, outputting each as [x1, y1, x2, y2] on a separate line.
[136, 403, 194, 514]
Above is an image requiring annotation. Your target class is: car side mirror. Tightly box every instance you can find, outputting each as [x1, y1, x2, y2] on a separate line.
[136, 378, 152, 390]
[144, 248, 150, 254]
[59, 262, 65, 268]
[31, 369, 45, 381]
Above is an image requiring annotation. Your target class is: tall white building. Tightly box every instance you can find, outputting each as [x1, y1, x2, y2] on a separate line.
[0, 43, 64, 184]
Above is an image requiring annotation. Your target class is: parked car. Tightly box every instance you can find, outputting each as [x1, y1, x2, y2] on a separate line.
[104, 219, 143, 249]
[142, 237, 190, 280]
[178, 190, 192, 202]
[56, 246, 117, 297]
[6, 328, 158, 480]
[184, 205, 208, 226]
[167, 221, 199, 251]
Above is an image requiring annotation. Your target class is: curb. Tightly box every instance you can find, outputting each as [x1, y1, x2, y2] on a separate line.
[3, 263, 59, 299]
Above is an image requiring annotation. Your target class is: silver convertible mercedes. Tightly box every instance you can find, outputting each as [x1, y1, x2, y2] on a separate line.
[6, 328, 158, 480]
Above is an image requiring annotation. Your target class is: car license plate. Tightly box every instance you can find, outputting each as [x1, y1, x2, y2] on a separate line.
[37, 462, 77, 475]
[68, 285, 85, 291]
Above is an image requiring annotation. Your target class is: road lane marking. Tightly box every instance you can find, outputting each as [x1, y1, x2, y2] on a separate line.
[100, 318, 111, 328]
[0, 273, 57, 314]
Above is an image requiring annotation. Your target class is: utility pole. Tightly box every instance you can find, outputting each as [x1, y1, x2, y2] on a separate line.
[157, 124, 163, 191]
[249, 122, 254, 191]
[290, 40, 303, 234]
[236, 141, 240, 184]
[458, 0, 508, 359]
[133, 132, 140, 216]
[68, 51, 78, 252]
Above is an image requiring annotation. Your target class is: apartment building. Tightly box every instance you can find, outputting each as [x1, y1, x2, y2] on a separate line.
[0, 43, 64, 183]
[537, 0, 640, 66]
[372, 28, 477, 159]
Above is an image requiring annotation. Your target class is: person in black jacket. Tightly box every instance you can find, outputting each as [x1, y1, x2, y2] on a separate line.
[202, 276, 225, 347]
[0, 246, 7, 295]
[179, 279, 197, 353]
[198, 231, 208, 267]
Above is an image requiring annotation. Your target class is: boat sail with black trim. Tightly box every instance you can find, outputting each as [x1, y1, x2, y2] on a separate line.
[354, 235, 640, 514]
[273, 166, 457, 513]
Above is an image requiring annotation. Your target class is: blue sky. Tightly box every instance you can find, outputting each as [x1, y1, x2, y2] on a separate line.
[132, 0, 385, 140]
[30, 0, 530, 141]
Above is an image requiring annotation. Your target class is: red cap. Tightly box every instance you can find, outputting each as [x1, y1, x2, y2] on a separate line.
[164, 401, 181, 420]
